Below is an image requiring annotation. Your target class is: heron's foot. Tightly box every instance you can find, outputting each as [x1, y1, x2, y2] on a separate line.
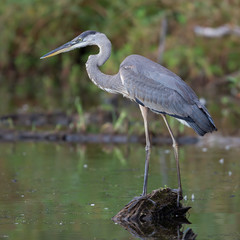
[127, 194, 156, 212]
[172, 188, 183, 207]
[172, 188, 182, 196]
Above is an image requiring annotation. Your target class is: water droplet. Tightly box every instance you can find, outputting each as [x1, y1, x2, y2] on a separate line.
[225, 145, 230, 150]
[164, 150, 170, 154]
[83, 164, 88, 168]
[191, 194, 195, 201]
[219, 158, 224, 164]
[202, 148, 207, 152]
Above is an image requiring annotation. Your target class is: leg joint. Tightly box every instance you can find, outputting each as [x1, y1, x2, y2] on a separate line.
[145, 145, 151, 151]
[172, 142, 178, 148]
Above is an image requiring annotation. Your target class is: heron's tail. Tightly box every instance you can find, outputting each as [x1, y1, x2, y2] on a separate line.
[187, 105, 217, 136]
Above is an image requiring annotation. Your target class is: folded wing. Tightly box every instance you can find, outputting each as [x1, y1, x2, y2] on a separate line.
[119, 55, 217, 136]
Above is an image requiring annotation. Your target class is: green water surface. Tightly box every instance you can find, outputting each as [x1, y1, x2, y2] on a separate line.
[0, 142, 239, 239]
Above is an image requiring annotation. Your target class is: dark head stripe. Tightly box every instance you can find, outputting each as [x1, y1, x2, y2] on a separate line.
[80, 30, 97, 39]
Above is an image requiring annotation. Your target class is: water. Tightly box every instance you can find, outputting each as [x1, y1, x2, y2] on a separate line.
[0, 141, 239, 239]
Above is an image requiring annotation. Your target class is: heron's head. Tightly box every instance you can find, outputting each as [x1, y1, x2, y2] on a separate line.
[40, 30, 104, 59]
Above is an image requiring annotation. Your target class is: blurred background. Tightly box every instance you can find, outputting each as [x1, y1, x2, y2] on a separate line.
[0, 0, 240, 136]
[0, 2, 240, 239]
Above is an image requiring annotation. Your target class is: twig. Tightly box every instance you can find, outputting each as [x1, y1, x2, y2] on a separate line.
[194, 24, 240, 38]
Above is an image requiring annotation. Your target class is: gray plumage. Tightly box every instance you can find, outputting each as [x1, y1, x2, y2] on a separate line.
[119, 55, 216, 136]
[41, 30, 217, 203]
[76, 31, 216, 136]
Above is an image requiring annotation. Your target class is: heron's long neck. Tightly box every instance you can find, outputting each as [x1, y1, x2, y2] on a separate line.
[86, 39, 121, 93]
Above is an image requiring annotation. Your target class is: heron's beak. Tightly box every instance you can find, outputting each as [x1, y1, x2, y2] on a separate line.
[40, 40, 75, 59]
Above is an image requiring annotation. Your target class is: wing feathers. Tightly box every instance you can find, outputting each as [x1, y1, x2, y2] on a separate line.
[119, 55, 217, 136]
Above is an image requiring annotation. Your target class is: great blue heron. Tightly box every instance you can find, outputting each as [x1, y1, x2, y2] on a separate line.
[41, 30, 217, 205]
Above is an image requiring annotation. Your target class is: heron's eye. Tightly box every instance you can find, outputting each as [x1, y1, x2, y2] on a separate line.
[78, 38, 83, 42]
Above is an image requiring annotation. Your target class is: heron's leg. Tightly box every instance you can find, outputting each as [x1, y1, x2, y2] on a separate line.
[161, 114, 182, 205]
[126, 105, 155, 210]
[139, 105, 151, 196]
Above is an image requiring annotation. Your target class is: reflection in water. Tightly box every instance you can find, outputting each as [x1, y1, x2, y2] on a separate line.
[114, 218, 196, 240]
[112, 187, 196, 239]
[0, 142, 239, 239]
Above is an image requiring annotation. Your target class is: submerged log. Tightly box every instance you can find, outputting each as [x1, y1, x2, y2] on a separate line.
[113, 188, 190, 222]
[112, 188, 196, 239]
[0, 129, 198, 144]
